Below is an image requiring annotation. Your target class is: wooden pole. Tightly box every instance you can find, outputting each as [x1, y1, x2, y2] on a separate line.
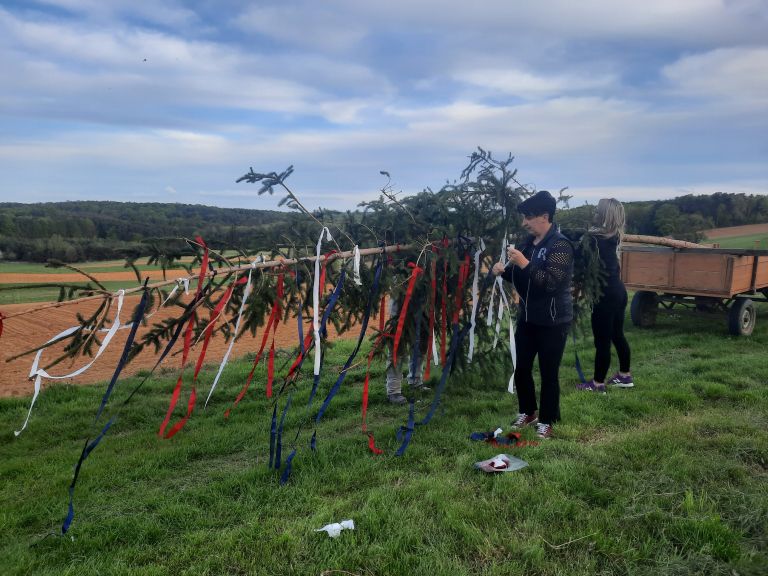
[623, 234, 704, 250]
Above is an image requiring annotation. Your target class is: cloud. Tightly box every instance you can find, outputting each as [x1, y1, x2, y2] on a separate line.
[0, 7, 388, 127]
[662, 47, 768, 108]
[32, 0, 200, 28]
[454, 68, 617, 99]
[234, 5, 367, 52]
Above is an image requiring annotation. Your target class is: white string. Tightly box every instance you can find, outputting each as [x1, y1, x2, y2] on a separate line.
[353, 245, 362, 286]
[15, 291, 127, 436]
[204, 258, 260, 409]
[313, 228, 332, 376]
[467, 238, 485, 362]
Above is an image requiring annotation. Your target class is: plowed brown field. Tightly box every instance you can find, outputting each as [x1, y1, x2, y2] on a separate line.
[0, 290, 364, 399]
[702, 223, 768, 239]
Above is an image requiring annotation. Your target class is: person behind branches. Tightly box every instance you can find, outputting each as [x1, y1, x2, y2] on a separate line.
[492, 190, 574, 439]
[576, 198, 634, 393]
[385, 297, 429, 404]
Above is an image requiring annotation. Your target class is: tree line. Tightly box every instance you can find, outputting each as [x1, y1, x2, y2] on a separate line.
[0, 201, 292, 262]
[1, 192, 767, 263]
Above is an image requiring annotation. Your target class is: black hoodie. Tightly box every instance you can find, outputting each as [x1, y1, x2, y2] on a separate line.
[502, 224, 574, 326]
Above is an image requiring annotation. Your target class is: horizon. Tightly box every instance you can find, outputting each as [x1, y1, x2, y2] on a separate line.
[1, 1, 766, 211]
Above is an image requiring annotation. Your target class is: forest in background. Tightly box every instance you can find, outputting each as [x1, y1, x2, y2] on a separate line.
[1, 192, 767, 262]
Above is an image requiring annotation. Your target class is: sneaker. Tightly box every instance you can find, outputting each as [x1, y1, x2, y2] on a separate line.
[387, 393, 407, 405]
[535, 422, 552, 439]
[511, 412, 538, 429]
[410, 382, 431, 392]
[608, 373, 634, 388]
[576, 380, 606, 393]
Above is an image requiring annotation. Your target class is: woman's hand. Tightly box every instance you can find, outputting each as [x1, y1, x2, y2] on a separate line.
[492, 262, 506, 276]
[506, 246, 530, 268]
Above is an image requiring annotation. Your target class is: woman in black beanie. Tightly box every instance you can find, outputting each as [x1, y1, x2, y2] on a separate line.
[492, 190, 574, 439]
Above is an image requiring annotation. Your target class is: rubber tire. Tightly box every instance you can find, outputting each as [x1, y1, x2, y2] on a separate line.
[630, 291, 658, 327]
[728, 298, 756, 336]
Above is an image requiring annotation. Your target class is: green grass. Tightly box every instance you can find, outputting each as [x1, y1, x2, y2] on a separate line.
[0, 282, 148, 305]
[0, 261, 190, 274]
[1, 308, 767, 575]
[703, 233, 768, 250]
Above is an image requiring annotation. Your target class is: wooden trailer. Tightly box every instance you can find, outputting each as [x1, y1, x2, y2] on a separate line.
[620, 245, 768, 336]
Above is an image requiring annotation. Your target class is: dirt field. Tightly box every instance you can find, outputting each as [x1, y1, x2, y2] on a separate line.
[702, 223, 768, 239]
[0, 294, 365, 399]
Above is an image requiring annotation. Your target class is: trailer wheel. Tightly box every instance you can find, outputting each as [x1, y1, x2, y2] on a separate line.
[630, 291, 658, 327]
[728, 298, 756, 336]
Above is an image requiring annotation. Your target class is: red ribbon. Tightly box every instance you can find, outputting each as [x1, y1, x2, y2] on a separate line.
[267, 340, 275, 398]
[452, 253, 471, 324]
[392, 263, 424, 367]
[367, 433, 383, 455]
[225, 273, 284, 417]
[159, 236, 209, 439]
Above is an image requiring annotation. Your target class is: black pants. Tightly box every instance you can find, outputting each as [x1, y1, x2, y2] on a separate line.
[591, 289, 631, 382]
[514, 321, 570, 425]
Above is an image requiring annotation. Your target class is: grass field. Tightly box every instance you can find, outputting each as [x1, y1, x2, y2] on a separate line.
[0, 282, 147, 305]
[703, 233, 768, 250]
[0, 261, 192, 275]
[1, 304, 767, 575]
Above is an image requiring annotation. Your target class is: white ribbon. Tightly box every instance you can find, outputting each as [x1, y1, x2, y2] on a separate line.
[496, 285, 517, 394]
[15, 290, 127, 436]
[313, 227, 333, 375]
[353, 245, 362, 286]
[204, 260, 258, 409]
[487, 236, 507, 327]
[432, 329, 439, 366]
[143, 278, 185, 321]
[467, 239, 484, 362]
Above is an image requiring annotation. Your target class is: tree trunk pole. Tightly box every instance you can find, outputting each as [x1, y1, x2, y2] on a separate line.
[623, 234, 704, 250]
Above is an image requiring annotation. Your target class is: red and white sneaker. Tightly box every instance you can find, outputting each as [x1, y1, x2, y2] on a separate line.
[535, 422, 552, 439]
[511, 412, 538, 429]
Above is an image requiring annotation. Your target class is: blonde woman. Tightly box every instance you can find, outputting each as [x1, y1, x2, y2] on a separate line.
[577, 198, 633, 392]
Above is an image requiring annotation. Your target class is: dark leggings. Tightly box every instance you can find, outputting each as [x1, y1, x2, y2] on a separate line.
[591, 289, 631, 382]
[514, 321, 570, 425]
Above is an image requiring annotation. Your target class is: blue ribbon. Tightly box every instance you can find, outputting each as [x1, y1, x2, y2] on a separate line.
[297, 297, 305, 355]
[275, 394, 293, 469]
[95, 287, 149, 421]
[319, 269, 346, 339]
[307, 269, 347, 407]
[418, 322, 471, 426]
[279, 449, 297, 485]
[315, 255, 383, 423]
[572, 330, 587, 384]
[268, 404, 278, 469]
[62, 418, 114, 534]
[395, 399, 416, 457]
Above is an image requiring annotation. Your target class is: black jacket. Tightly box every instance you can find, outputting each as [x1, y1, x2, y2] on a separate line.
[502, 225, 574, 326]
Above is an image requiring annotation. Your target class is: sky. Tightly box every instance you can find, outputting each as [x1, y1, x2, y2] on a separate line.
[0, 0, 767, 212]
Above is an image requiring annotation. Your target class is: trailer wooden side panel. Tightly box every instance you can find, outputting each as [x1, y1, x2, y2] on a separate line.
[671, 253, 732, 294]
[621, 247, 768, 298]
[756, 256, 768, 290]
[620, 251, 671, 288]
